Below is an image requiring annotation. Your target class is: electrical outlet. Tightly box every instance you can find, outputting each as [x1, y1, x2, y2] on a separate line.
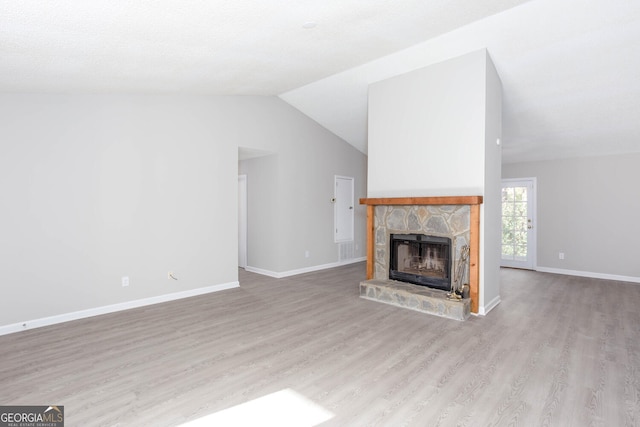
[305, 250, 310, 258]
[122, 276, 129, 287]
[559, 252, 565, 260]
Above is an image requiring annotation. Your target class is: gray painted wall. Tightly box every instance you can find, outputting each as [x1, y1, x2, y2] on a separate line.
[367, 49, 503, 314]
[238, 110, 368, 274]
[502, 153, 640, 280]
[0, 94, 367, 327]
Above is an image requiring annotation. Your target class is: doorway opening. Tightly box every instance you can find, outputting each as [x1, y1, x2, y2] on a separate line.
[238, 147, 276, 270]
[501, 178, 536, 270]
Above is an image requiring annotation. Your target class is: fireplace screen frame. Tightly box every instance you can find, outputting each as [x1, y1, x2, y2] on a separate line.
[389, 233, 452, 291]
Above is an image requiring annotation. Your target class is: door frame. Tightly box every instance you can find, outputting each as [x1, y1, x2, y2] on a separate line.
[238, 174, 248, 269]
[501, 177, 537, 270]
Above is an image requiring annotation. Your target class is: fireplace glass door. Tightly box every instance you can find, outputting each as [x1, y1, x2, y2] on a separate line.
[389, 234, 451, 291]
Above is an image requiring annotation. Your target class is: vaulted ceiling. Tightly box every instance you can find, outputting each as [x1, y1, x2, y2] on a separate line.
[2, 0, 639, 163]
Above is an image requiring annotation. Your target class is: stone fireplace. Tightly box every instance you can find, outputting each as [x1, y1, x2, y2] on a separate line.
[359, 196, 483, 319]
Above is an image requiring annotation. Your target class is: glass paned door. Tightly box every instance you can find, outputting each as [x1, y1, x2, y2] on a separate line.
[501, 179, 536, 269]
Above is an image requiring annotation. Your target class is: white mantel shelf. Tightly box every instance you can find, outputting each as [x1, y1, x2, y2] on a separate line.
[359, 196, 483, 314]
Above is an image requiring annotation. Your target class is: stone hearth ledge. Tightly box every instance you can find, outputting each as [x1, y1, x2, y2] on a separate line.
[360, 279, 470, 321]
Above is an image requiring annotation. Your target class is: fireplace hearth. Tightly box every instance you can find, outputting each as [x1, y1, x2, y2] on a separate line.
[389, 234, 451, 291]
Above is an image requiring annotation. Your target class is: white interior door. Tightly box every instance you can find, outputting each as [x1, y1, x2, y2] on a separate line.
[501, 178, 536, 269]
[334, 176, 354, 242]
[238, 174, 247, 269]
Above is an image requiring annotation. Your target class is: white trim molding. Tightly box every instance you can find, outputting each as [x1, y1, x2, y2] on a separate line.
[0, 281, 239, 336]
[479, 295, 501, 315]
[536, 267, 640, 284]
[246, 257, 366, 279]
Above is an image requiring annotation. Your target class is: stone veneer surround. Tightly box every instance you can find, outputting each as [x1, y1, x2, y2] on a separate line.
[360, 197, 482, 313]
[374, 205, 470, 283]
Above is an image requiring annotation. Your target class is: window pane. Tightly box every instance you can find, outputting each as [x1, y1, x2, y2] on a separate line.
[502, 202, 514, 216]
[513, 202, 527, 217]
[502, 229, 514, 243]
[502, 244, 514, 259]
[502, 215, 516, 230]
[502, 232, 513, 245]
[514, 229, 527, 244]
[514, 187, 527, 201]
[502, 187, 514, 202]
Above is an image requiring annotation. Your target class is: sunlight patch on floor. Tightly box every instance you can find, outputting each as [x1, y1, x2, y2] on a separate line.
[178, 388, 334, 426]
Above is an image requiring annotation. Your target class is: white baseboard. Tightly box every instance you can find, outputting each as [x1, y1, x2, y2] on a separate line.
[246, 257, 366, 279]
[478, 295, 501, 315]
[0, 281, 239, 337]
[536, 267, 640, 284]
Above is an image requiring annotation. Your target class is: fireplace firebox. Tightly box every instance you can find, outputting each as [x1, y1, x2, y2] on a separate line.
[389, 234, 452, 291]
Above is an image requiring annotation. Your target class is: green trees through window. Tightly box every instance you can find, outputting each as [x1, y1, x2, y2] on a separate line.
[502, 186, 528, 261]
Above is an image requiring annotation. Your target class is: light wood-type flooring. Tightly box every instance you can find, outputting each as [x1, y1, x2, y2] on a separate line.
[1, 263, 639, 426]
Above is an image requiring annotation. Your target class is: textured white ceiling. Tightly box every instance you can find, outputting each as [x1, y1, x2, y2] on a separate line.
[1, 0, 639, 163]
[0, 0, 528, 94]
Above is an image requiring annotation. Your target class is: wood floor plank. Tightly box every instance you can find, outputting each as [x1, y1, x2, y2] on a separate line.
[1, 263, 639, 426]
